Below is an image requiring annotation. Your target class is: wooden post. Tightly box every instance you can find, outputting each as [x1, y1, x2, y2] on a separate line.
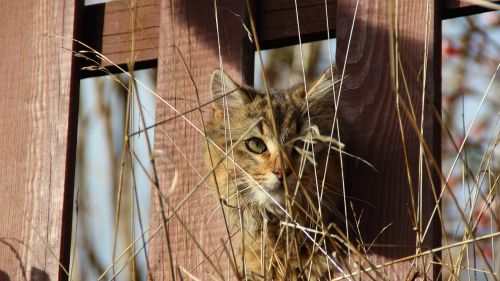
[0, 1, 80, 280]
[148, 0, 246, 279]
[336, 0, 441, 278]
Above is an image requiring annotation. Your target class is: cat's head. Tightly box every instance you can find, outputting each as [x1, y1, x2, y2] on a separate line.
[205, 67, 342, 217]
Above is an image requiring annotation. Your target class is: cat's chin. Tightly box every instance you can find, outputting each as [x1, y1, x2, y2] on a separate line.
[253, 187, 285, 211]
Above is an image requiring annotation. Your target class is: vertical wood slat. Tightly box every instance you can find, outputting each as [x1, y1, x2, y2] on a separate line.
[336, 0, 441, 278]
[0, 1, 80, 280]
[149, 0, 246, 279]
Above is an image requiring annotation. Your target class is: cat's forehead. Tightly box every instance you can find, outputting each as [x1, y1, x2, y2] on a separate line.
[247, 86, 306, 142]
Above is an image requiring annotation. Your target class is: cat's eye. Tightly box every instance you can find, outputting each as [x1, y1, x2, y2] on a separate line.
[245, 137, 267, 154]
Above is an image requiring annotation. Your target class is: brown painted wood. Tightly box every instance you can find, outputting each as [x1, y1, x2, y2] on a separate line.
[443, 0, 500, 18]
[257, 0, 337, 49]
[82, 0, 496, 67]
[148, 0, 247, 280]
[0, 1, 80, 280]
[83, 0, 160, 68]
[445, 0, 500, 9]
[336, 0, 441, 279]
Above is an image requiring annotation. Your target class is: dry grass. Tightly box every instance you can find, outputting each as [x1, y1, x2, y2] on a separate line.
[62, 1, 500, 280]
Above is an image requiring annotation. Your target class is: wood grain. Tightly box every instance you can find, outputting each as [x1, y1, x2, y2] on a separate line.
[336, 0, 441, 279]
[83, 0, 160, 68]
[445, 0, 500, 10]
[257, 0, 337, 49]
[444, 0, 500, 18]
[148, 0, 246, 280]
[81, 0, 496, 67]
[0, 1, 79, 280]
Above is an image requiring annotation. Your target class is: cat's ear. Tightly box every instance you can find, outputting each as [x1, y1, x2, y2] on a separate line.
[306, 65, 338, 103]
[210, 70, 252, 112]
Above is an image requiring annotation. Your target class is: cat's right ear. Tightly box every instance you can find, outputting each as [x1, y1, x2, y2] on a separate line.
[210, 70, 251, 114]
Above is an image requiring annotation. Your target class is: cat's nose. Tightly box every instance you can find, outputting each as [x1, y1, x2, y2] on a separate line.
[273, 168, 291, 182]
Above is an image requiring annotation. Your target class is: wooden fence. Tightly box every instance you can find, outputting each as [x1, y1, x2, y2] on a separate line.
[0, 0, 498, 280]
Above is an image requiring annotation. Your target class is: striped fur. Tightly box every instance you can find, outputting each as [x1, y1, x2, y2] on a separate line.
[205, 66, 344, 280]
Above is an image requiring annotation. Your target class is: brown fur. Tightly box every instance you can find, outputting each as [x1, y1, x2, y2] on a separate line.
[204, 66, 343, 280]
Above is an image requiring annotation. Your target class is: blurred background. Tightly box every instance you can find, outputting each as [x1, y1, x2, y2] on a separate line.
[72, 68, 156, 280]
[72, 2, 499, 279]
[440, 12, 500, 280]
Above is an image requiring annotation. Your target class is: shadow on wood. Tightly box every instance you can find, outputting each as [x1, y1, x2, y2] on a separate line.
[336, 0, 441, 278]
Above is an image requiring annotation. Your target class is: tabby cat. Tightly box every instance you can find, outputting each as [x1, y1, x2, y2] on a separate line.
[204, 66, 344, 280]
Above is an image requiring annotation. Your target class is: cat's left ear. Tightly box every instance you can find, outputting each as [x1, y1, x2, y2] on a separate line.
[306, 65, 338, 103]
[210, 70, 258, 117]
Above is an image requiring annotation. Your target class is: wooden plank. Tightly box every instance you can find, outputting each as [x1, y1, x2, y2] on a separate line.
[81, 0, 497, 67]
[443, 0, 500, 18]
[445, 0, 500, 10]
[259, 0, 334, 12]
[148, 0, 246, 280]
[257, 0, 499, 47]
[257, 0, 337, 49]
[0, 1, 80, 280]
[83, 0, 160, 68]
[336, 0, 441, 279]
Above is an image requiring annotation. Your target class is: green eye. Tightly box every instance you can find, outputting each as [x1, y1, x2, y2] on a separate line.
[245, 137, 267, 154]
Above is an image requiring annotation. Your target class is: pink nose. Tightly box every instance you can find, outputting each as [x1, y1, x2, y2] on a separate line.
[273, 168, 291, 182]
